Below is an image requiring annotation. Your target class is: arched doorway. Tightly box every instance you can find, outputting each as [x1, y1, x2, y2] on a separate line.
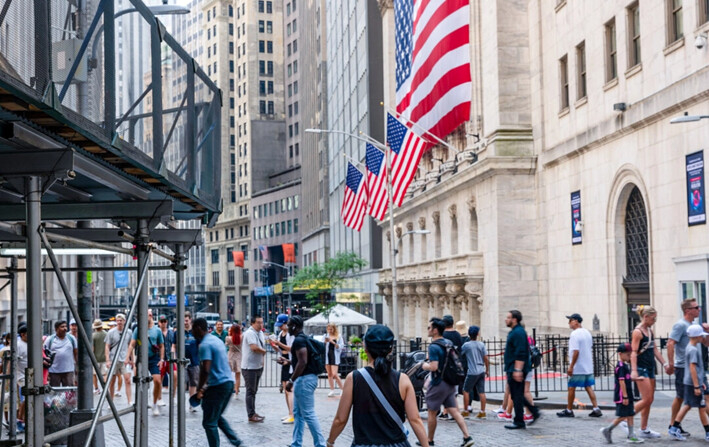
[622, 186, 649, 333]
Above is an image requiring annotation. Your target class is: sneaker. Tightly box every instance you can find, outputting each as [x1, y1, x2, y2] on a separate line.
[162, 387, 169, 394]
[668, 426, 686, 441]
[115, 391, 122, 397]
[493, 407, 506, 414]
[589, 409, 603, 417]
[16, 421, 25, 434]
[189, 406, 197, 413]
[438, 413, 453, 421]
[461, 411, 470, 418]
[94, 388, 101, 395]
[556, 409, 574, 417]
[157, 399, 167, 407]
[152, 407, 160, 416]
[626, 435, 644, 444]
[600, 427, 612, 444]
[638, 428, 661, 439]
[528, 411, 541, 426]
[619, 421, 629, 434]
[460, 436, 474, 447]
[678, 425, 691, 437]
[497, 412, 512, 421]
[475, 411, 486, 419]
[415, 442, 433, 446]
[523, 414, 533, 422]
[704, 432, 709, 442]
[282, 416, 294, 424]
[328, 390, 336, 397]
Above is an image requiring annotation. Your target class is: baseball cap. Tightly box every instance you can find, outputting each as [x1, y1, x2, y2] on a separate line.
[274, 314, 289, 328]
[468, 325, 480, 338]
[69, 319, 77, 325]
[159, 314, 168, 321]
[687, 324, 709, 338]
[617, 342, 631, 353]
[18, 324, 27, 334]
[566, 313, 583, 323]
[364, 324, 394, 350]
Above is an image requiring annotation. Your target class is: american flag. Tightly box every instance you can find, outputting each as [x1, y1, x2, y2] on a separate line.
[341, 162, 368, 231]
[395, 0, 471, 140]
[366, 144, 389, 221]
[387, 113, 426, 207]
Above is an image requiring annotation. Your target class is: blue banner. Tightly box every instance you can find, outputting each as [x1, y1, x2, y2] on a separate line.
[571, 191, 582, 245]
[114, 270, 129, 289]
[686, 151, 706, 226]
[254, 286, 273, 297]
[166, 294, 189, 307]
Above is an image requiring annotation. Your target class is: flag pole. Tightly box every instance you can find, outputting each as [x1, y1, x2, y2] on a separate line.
[385, 137, 401, 369]
[385, 105, 460, 153]
[342, 152, 367, 172]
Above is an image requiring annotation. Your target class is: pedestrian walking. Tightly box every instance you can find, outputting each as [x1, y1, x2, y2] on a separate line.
[503, 310, 540, 430]
[600, 343, 644, 444]
[212, 319, 228, 345]
[668, 324, 709, 441]
[105, 313, 133, 405]
[419, 318, 474, 447]
[666, 298, 700, 438]
[158, 314, 176, 400]
[92, 319, 107, 395]
[461, 325, 489, 419]
[242, 315, 266, 422]
[192, 317, 243, 447]
[327, 324, 430, 447]
[284, 315, 326, 447]
[184, 311, 201, 411]
[127, 309, 165, 416]
[270, 314, 294, 423]
[557, 313, 602, 418]
[324, 323, 345, 397]
[15, 324, 27, 433]
[628, 305, 667, 439]
[43, 320, 78, 387]
[225, 324, 242, 396]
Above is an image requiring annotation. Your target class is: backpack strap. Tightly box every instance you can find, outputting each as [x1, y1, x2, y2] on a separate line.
[48, 335, 55, 350]
[358, 368, 409, 437]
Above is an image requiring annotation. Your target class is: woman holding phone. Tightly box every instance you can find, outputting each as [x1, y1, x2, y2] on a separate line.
[324, 323, 345, 397]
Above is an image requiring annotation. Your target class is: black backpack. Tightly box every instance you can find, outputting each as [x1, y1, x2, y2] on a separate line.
[305, 335, 326, 375]
[433, 339, 466, 385]
[529, 343, 542, 369]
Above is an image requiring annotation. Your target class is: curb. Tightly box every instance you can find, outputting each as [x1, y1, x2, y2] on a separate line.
[485, 397, 616, 411]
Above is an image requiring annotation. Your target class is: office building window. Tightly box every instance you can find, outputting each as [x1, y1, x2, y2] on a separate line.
[258, 1, 264, 13]
[701, 0, 709, 25]
[605, 19, 617, 82]
[229, 23, 234, 35]
[212, 271, 219, 286]
[228, 270, 235, 286]
[267, 61, 273, 75]
[227, 248, 234, 263]
[268, 81, 273, 94]
[559, 54, 569, 110]
[259, 40, 265, 53]
[259, 20, 265, 33]
[267, 1, 272, 13]
[667, 0, 683, 44]
[294, 219, 299, 233]
[267, 41, 273, 53]
[267, 21, 272, 33]
[211, 249, 219, 263]
[627, 3, 641, 67]
[260, 81, 266, 95]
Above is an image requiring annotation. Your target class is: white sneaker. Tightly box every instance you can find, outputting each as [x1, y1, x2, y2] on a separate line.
[162, 388, 168, 394]
[493, 407, 506, 414]
[157, 399, 166, 407]
[327, 390, 336, 397]
[619, 421, 629, 434]
[147, 403, 152, 409]
[638, 429, 661, 439]
[189, 406, 197, 413]
[152, 407, 160, 416]
[115, 391, 122, 397]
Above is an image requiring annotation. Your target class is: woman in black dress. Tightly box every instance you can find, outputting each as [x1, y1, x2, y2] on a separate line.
[324, 323, 345, 396]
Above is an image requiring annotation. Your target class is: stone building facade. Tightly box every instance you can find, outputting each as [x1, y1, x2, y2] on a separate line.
[377, 0, 709, 339]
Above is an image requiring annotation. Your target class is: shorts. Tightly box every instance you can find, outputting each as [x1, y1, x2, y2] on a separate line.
[615, 402, 635, 417]
[567, 374, 595, 388]
[281, 364, 292, 382]
[95, 362, 107, 376]
[112, 361, 127, 375]
[636, 366, 655, 380]
[675, 367, 685, 399]
[148, 358, 160, 376]
[525, 371, 533, 382]
[463, 373, 485, 396]
[425, 380, 457, 411]
[186, 365, 199, 387]
[684, 384, 707, 408]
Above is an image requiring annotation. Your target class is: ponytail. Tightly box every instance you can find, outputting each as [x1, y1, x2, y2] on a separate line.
[367, 345, 393, 377]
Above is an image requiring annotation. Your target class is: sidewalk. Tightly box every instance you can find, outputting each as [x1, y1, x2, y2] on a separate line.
[486, 388, 677, 411]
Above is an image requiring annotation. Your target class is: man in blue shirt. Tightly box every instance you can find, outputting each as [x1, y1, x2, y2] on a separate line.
[503, 310, 540, 429]
[127, 309, 165, 416]
[193, 317, 242, 447]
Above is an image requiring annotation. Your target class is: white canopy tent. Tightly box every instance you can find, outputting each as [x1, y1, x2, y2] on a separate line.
[304, 304, 376, 327]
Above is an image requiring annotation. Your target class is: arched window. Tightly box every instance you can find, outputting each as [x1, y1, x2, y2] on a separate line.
[450, 214, 458, 256]
[470, 208, 478, 251]
[625, 187, 648, 283]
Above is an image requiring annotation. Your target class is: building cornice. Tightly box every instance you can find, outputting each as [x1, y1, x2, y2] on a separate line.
[377, 0, 393, 15]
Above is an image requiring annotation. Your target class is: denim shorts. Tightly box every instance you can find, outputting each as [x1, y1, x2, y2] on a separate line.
[684, 384, 707, 408]
[636, 367, 655, 380]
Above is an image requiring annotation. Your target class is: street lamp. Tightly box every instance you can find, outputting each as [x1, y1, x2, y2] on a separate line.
[263, 261, 294, 314]
[395, 229, 431, 255]
[670, 114, 709, 124]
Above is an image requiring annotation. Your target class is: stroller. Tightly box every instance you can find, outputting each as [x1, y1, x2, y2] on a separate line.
[402, 351, 428, 411]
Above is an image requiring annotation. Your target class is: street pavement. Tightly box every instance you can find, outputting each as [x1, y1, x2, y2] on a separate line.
[94, 385, 709, 447]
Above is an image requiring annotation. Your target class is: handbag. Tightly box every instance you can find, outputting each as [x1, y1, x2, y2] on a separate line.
[358, 368, 409, 437]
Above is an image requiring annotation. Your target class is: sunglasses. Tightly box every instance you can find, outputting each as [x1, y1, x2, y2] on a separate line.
[689, 306, 701, 310]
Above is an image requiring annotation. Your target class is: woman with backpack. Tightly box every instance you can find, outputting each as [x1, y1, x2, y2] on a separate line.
[327, 324, 429, 447]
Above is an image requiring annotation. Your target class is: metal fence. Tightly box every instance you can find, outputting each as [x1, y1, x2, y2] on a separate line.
[261, 331, 680, 393]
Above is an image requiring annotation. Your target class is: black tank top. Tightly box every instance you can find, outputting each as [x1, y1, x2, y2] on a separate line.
[280, 333, 289, 360]
[637, 327, 655, 372]
[352, 367, 407, 445]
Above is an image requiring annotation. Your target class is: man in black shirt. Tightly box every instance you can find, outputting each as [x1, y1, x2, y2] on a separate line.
[442, 315, 463, 351]
[283, 316, 326, 447]
[503, 310, 540, 429]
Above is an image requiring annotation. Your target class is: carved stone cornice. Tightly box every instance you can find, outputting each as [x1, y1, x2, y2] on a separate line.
[418, 217, 426, 230]
[445, 282, 464, 295]
[448, 204, 457, 219]
[476, 296, 484, 313]
[467, 196, 477, 212]
[464, 280, 482, 295]
[395, 226, 402, 239]
[403, 285, 415, 296]
[406, 222, 414, 231]
[429, 282, 445, 295]
[377, 0, 394, 15]
[432, 211, 440, 226]
[415, 284, 429, 296]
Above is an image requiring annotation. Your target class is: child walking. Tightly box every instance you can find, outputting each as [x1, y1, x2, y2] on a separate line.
[601, 343, 644, 443]
[668, 324, 709, 441]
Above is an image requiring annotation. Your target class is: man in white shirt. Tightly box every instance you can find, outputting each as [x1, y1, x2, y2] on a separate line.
[43, 320, 78, 387]
[557, 314, 602, 417]
[241, 315, 266, 422]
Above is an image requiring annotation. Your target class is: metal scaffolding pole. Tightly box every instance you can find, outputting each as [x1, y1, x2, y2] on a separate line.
[25, 176, 44, 447]
[175, 245, 186, 447]
[134, 219, 150, 447]
[8, 256, 17, 440]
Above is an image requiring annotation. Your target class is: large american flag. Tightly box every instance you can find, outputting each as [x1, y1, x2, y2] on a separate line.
[395, 0, 471, 140]
[366, 144, 389, 221]
[341, 162, 368, 231]
[387, 113, 426, 207]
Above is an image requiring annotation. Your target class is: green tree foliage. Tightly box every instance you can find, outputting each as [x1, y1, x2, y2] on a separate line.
[287, 251, 367, 313]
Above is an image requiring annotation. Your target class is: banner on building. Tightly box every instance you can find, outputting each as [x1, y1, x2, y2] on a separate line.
[282, 243, 295, 264]
[686, 151, 706, 226]
[114, 270, 129, 289]
[233, 250, 244, 267]
[571, 191, 582, 245]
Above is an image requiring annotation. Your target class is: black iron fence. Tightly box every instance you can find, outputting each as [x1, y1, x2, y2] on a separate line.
[256, 330, 681, 394]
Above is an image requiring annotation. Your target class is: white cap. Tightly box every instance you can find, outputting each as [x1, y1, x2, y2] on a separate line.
[687, 324, 709, 338]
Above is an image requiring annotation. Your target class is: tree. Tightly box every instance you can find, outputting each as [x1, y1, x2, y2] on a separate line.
[287, 251, 367, 314]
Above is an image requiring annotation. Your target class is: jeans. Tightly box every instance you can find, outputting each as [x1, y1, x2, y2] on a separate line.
[202, 381, 241, 447]
[242, 368, 263, 417]
[291, 374, 326, 447]
[507, 374, 537, 426]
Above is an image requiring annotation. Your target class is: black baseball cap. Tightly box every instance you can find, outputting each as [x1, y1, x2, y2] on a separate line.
[566, 313, 583, 323]
[364, 324, 394, 350]
[617, 342, 631, 353]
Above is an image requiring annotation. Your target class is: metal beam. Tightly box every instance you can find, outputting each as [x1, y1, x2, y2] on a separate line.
[134, 220, 150, 447]
[0, 150, 74, 179]
[0, 200, 172, 221]
[0, 227, 201, 245]
[175, 245, 186, 447]
[74, 154, 151, 200]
